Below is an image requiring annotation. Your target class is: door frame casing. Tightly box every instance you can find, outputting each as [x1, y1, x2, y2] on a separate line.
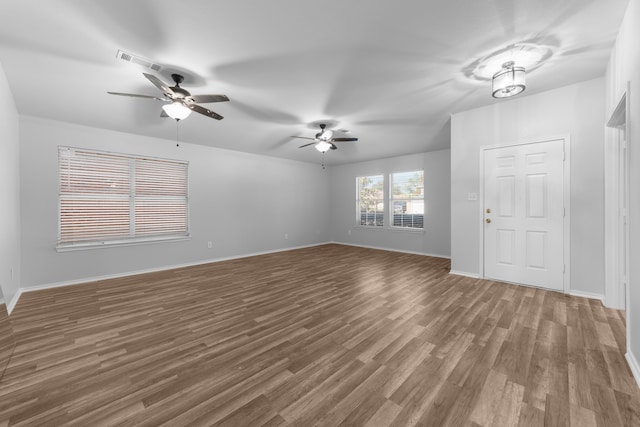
[605, 83, 630, 311]
[478, 135, 571, 294]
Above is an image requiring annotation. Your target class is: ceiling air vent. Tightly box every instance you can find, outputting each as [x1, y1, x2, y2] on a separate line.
[116, 50, 161, 71]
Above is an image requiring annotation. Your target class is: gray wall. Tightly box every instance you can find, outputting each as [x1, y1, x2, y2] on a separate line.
[606, 0, 640, 378]
[0, 60, 21, 307]
[329, 150, 451, 257]
[20, 116, 331, 289]
[451, 78, 605, 297]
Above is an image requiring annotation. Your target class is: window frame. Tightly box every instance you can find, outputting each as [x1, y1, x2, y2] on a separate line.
[356, 174, 385, 227]
[389, 169, 425, 230]
[57, 146, 190, 251]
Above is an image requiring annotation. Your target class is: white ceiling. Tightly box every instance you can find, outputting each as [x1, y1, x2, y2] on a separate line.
[0, 0, 629, 165]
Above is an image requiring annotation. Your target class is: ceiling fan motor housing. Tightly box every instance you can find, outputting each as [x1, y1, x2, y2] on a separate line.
[171, 87, 190, 98]
[316, 123, 332, 140]
[169, 74, 191, 98]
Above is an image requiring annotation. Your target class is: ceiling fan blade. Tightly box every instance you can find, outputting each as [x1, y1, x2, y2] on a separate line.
[330, 143, 338, 150]
[298, 142, 316, 148]
[331, 137, 358, 142]
[107, 91, 168, 101]
[188, 103, 224, 120]
[160, 109, 169, 118]
[186, 94, 230, 103]
[291, 136, 316, 140]
[143, 73, 175, 97]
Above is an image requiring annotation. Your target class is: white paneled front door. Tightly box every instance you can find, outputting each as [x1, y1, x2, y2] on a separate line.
[483, 139, 565, 291]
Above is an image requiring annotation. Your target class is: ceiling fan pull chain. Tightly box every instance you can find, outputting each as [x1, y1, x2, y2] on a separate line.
[176, 119, 180, 147]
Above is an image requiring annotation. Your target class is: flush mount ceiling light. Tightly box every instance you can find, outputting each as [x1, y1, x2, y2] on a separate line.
[468, 43, 551, 80]
[315, 141, 332, 153]
[464, 42, 553, 99]
[162, 101, 192, 120]
[492, 61, 526, 98]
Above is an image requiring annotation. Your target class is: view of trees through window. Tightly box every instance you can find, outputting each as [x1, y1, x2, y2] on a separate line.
[357, 175, 384, 226]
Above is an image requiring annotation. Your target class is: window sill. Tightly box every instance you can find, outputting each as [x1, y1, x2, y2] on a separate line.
[56, 235, 191, 252]
[354, 225, 385, 231]
[353, 226, 425, 234]
[388, 227, 425, 234]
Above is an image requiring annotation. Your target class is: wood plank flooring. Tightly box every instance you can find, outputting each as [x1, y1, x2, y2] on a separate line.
[0, 244, 638, 426]
[0, 302, 16, 383]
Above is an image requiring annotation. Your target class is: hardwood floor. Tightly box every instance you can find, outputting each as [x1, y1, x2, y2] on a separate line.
[0, 244, 638, 426]
[0, 303, 15, 383]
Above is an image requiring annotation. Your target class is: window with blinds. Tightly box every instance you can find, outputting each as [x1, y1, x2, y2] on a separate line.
[390, 170, 424, 229]
[58, 147, 189, 249]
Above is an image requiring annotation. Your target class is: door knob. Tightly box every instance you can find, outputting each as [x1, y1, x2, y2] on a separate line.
[485, 218, 491, 224]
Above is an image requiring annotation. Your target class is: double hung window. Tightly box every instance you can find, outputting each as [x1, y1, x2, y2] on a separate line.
[390, 170, 424, 229]
[355, 170, 424, 229]
[58, 147, 189, 249]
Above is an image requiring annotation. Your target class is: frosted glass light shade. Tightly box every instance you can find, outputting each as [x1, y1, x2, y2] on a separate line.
[162, 101, 192, 120]
[315, 141, 332, 153]
[492, 61, 526, 98]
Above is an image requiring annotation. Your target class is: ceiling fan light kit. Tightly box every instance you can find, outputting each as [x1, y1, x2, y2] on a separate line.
[492, 61, 526, 98]
[315, 141, 332, 153]
[162, 101, 191, 120]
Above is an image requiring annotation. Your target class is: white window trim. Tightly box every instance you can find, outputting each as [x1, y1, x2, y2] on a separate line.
[56, 235, 191, 252]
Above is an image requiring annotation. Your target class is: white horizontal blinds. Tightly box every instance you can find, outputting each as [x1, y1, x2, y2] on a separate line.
[134, 157, 188, 236]
[391, 170, 424, 228]
[59, 147, 131, 243]
[358, 175, 384, 226]
[58, 147, 189, 246]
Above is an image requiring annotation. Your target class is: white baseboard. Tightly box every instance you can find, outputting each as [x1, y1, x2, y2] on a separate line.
[18, 242, 330, 298]
[569, 290, 605, 305]
[6, 289, 22, 315]
[626, 350, 640, 389]
[330, 241, 451, 259]
[449, 270, 480, 279]
[446, 276, 607, 304]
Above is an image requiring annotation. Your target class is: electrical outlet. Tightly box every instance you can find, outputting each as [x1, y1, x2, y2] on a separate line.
[348, 229, 351, 236]
[207, 241, 212, 249]
[284, 233, 289, 240]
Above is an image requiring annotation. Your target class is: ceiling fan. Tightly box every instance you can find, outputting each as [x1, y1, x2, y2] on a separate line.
[292, 123, 358, 152]
[108, 73, 229, 121]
